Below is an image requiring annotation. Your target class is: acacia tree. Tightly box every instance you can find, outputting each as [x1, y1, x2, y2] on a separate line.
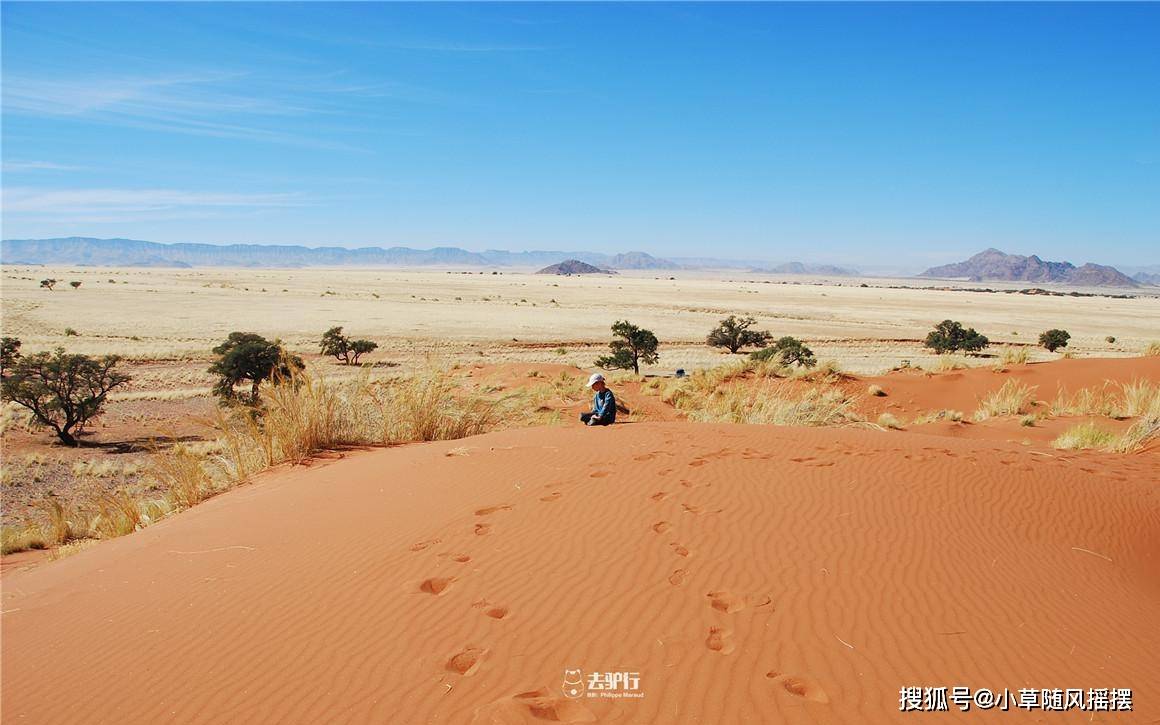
[319, 326, 379, 365]
[751, 336, 817, 368]
[0, 337, 21, 378]
[706, 315, 771, 354]
[0, 349, 130, 445]
[595, 320, 659, 374]
[40, 279, 57, 291]
[924, 320, 989, 354]
[208, 332, 304, 405]
[1039, 329, 1070, 353]
[69, 281, 82, 289]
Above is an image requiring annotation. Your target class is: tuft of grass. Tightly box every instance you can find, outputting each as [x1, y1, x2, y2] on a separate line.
[1, 525, 48, 555]
[148, 441, 223, 509]
[1145, 341, 1160, 356]
[927, 356, 968, 373]
[1019, 414, 1037, 427]
[40, 496, 85, 546]
[1052, 422, 1117, 451]
[974, 380, 1037, 421]
[1111, 417, 1160, 453]
[867, 384, 886, 397]
[876, 412, 904, 430]
[912, 409, 964, 425]
[1051, 380, 1159, 419]
[1119, 379, 1160, 419]
[998, 346, 1029, 367]
[92, 490, 147, 538]
[1051, 384, 1120, 418]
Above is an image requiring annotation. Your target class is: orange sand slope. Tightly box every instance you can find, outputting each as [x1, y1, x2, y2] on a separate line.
[3, 424, 1159, 723]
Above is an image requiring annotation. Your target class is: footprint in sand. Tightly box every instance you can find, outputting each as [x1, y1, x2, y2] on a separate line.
[512, 689, 596, 723]
[475, 504, 512, 516]
[668, 569, 688, 586]
[474, 523, 492, 536]
[540, 492, 562, 502]
[706, 626, 735, 654]
[790, 456, 815, 464]
[450, 554, 472, 563]
[688, 459, 708, 467]
[652, 521, 672, 534]
[589, 470, 611, 478]
[670, 543, 690, 557]
[409, 538, 441, 552]
[484, 605, 509, 620]
[446, 646, 486, 676]
[766, 672, 830, 704]
[634, 452, 660, 461]
[420, 577, 455, 595]
[650, 491, 670, 502]
[707, 590, 746, 614]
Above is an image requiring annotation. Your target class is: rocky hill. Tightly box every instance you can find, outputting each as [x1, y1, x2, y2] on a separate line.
[535, 259, 615, 275]
[751, 262, 859, 276]
[0, 237, 679, 270]
[921, 248, 1138, 287]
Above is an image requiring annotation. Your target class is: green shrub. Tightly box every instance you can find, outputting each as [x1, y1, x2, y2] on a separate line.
[750, 337, 816, 368]
[1038, 329, 1070, 352]
[924, 320, 989, 354]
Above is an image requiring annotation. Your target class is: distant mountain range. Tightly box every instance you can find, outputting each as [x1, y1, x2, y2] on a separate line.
[0, 237, 680, 271]
[920, 248, 1141, 288]
[2, 238, 1152, 289]
[535, 259, 615, 275]
[749, 262, 859, 276]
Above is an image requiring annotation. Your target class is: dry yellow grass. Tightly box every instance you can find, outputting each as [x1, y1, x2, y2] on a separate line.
[912, 409, 964, 424]
[876, 412, 904, 430]
[997, 346, 1030, 367]
[1052, 422, 1117, 451]
[678, 383, 861, 427]
[974, 380, 1038, 420]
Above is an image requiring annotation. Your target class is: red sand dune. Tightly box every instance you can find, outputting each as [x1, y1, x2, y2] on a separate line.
[3, 421, 1158, 723]
[856, 356, 1160, 421]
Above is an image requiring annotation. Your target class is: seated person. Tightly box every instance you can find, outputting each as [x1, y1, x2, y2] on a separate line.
[579, 373, 616, 426]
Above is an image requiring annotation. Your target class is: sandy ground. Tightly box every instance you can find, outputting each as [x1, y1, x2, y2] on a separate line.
[3, 421, 1157, 723]
[4, 266, 1158, 374]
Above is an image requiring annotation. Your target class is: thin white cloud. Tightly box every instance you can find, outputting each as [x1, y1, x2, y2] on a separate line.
[2, 73, 369, 151]
[1, 160, 83, 172]
[2, 187, 304, 223]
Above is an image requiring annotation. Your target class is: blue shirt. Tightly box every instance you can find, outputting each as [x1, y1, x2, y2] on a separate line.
[591, 388, 616, 422]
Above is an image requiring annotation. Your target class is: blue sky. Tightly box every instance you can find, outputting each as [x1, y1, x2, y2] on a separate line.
[2, 2, 1157, 267]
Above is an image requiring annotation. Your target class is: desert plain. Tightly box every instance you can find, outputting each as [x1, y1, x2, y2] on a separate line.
[2, 265, 1159, 723]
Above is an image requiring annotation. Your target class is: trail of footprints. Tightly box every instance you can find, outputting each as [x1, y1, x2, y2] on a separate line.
[648, 448, 832, 708]
[413, 453, 829, 715]
[409, 486, 576, 709]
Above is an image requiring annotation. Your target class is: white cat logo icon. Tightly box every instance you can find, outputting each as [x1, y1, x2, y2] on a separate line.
[562, 669, 585, 698]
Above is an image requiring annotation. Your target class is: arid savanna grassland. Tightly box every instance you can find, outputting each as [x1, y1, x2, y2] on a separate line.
[2, 264, 1158, 561]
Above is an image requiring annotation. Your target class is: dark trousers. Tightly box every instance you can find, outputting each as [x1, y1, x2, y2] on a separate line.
[580, 412, 612, 426]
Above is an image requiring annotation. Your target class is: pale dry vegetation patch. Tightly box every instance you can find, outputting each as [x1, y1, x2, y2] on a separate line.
[912, 409, 965, 425]
[1052, 422, 1117, 451]
[1050, 379, 1160, 419]
[974, 380, 1038, 421]
[876, 412, 905, 430]
[678, 382, 862, 427]
[994, 346, 1030, 369]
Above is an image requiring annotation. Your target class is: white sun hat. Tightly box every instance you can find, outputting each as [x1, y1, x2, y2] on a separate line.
[586, 373, 605, 388]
